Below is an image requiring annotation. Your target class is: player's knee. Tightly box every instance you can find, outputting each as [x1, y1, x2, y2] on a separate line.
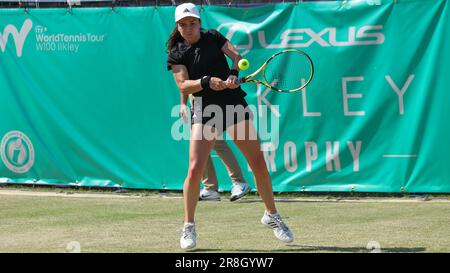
[187, 163, 204, 181]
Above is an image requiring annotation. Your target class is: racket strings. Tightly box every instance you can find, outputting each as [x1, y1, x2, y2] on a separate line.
[264, 51, 313, 92]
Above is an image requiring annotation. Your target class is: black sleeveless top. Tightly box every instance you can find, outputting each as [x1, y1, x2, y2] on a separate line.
[167, 29, 246, 103]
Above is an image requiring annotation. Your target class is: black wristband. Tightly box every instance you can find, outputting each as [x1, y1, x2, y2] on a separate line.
[229, 69, 239, 77]
[200, 76, 211, 90]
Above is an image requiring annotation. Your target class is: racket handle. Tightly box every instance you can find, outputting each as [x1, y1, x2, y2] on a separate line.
[225, 78, 244, 85]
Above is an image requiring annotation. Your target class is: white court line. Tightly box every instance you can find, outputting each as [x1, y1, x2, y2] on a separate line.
[0, 189, 139, 199]
[1, 190, 449, 203]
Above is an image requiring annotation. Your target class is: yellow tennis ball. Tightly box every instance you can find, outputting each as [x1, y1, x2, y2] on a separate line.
[238, 59, 250, 70]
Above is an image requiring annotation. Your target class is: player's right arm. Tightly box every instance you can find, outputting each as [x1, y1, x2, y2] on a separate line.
[171, 64, 227, 93]
[171, 65, 203, 95]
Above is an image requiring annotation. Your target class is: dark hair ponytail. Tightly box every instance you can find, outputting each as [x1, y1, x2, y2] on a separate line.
[166, 27, 183, 52]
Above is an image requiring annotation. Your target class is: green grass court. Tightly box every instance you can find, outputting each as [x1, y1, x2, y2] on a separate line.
[0, 188, 449, 253]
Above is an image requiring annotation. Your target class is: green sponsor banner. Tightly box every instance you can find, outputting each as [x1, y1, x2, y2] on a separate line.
[1, 0, 449, 192]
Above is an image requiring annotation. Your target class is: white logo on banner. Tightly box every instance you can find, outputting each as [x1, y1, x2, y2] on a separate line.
[34, 23, 106, 54]
[217, 23, 385, 52]
[217, 22, 253, 56]
[0, 19, 33, 57]
[0, 18, 107, 55]
[1, 131, 35, 173]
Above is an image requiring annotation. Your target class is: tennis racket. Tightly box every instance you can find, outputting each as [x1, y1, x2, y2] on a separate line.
[238, 49, 314, 93]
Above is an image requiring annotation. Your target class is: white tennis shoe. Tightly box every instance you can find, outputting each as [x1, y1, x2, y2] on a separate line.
[199, 189, 221, 201]
[180, 223, 196, 249]
[229, 182, 251, 202]
[261, 211, 294, 243]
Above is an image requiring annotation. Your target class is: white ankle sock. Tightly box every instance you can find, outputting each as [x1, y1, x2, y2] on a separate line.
[267, 211, 280, 218]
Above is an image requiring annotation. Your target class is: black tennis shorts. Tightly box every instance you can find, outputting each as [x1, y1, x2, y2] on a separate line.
[191, 95, 253, 133]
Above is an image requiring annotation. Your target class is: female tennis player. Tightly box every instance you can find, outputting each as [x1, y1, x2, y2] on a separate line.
[166, 3, 293, 249]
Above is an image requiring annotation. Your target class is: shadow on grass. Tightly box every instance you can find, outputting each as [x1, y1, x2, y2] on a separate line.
[190, 245, 426, 253]
[236, 199, 331, 204]
[236, 197, 437, 204]
[183, 248, 222, 253]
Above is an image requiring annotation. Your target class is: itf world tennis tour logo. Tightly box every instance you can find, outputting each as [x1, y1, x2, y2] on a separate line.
[1, 131, 35, 173]
[1, 18, 106, 57]
[0, 19, 33, 58]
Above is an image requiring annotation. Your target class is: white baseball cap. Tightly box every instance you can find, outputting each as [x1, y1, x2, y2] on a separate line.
[175, 3, 200, 23]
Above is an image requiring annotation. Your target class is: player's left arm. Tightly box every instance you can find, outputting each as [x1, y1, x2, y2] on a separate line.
[221, 41, 242, 71]
[221, 41, 242, 88]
